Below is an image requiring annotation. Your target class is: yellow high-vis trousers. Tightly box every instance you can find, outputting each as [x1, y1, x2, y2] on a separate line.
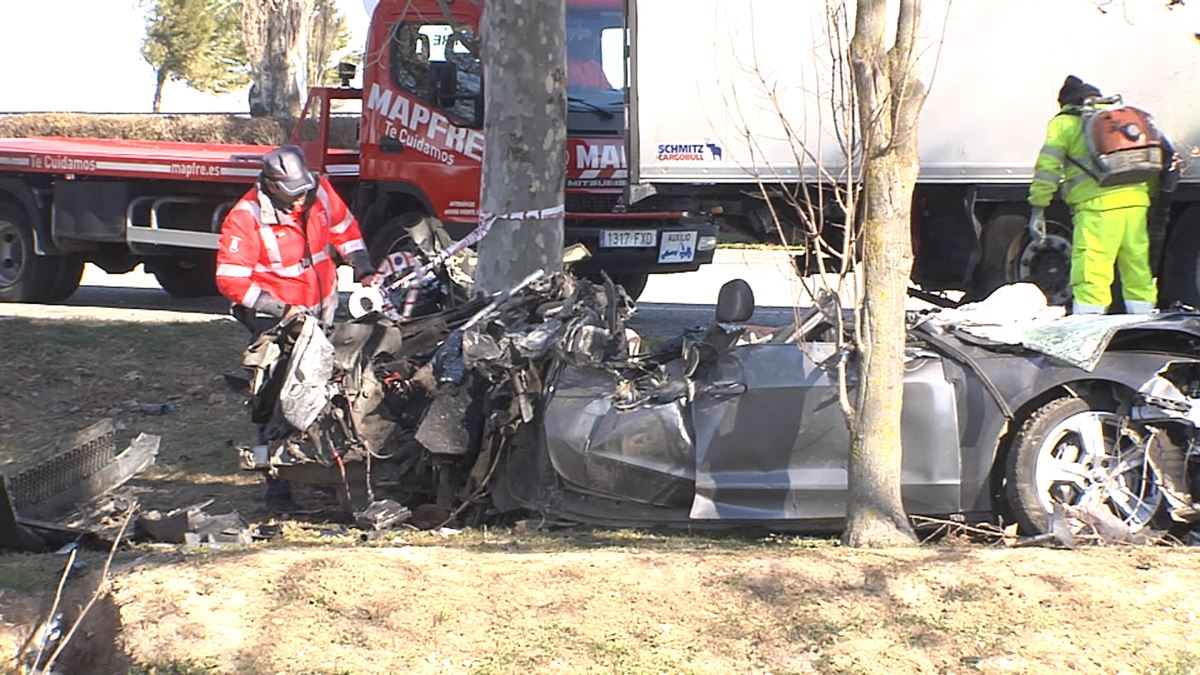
[1070, 205, 1157, 311]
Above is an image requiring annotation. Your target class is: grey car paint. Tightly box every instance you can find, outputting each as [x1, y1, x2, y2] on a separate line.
[519, 314, 1199, 528]
[253, 271, 1198, 532]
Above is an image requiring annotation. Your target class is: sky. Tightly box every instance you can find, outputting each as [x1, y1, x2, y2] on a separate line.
[0, 0, 371, 113]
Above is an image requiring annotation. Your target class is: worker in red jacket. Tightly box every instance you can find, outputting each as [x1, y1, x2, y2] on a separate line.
[216, 145, 373, 334]
[217, 145, 374, 512]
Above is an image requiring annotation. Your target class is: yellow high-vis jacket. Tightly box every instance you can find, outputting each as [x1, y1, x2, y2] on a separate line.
[1027, 105, 1151, 211]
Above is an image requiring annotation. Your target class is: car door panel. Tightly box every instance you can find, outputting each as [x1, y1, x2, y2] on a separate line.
[691, 345, 963, 520]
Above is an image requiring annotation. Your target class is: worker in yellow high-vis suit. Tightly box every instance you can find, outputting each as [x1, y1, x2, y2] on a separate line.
[1026, 75, 1157, 314]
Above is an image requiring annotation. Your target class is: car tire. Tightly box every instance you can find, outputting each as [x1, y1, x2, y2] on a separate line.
[0, 202, 58, 303]
[150, 255, 219, 297]
[1005, 395, 1164, 535]
[610, 272, 649, 302]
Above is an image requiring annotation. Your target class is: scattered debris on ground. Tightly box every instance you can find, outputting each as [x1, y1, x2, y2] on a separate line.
[1, 420, 158, 552]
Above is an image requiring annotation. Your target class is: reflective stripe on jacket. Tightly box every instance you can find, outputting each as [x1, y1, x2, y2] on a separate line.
[216, 175, 367, 314]
[1027, 106, 1151, 211]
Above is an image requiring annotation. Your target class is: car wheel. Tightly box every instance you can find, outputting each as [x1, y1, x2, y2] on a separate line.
[0, 203, 56, 303]
[150, 255, 219, 297]
[609, 272, 649, 301]
[1005, 395, 1163, 535]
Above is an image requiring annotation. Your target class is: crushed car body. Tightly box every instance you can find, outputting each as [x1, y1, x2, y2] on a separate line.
[240, 270, 1200, 536]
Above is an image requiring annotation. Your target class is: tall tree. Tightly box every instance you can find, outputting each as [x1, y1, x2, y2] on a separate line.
[141, 0, 247, 112]
[243, 0, 316, 118]
[474, 0, 568, 293]
[842, 0, 927, 547]
[307, 0, 355, 87]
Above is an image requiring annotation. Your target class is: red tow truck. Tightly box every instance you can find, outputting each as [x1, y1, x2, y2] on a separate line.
[0, 0, 717, 304]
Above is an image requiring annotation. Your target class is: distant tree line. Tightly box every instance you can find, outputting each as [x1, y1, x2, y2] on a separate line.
[141, 0, 358, 115]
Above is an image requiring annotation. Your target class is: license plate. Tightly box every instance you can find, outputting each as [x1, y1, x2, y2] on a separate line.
[658, 230, 697, 263]
[600, 229, 657, 248]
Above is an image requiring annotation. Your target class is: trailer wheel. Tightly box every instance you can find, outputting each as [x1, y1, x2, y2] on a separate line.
[1159, 204, 1200, 309]
[150, 255, 219, 297]
[970, 212, 1072, 305]
[0, 203, 55, 303]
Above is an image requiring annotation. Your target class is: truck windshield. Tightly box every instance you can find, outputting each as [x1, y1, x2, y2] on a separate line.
[566, 6, 624, 105]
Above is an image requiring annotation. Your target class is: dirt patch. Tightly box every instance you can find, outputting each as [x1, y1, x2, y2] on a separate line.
[14, 539, 1189, 674]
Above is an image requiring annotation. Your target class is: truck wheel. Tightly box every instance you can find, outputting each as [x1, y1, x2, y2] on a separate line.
[367, 213, 422, 266]
[0, 203, 55, 303]
[1159, 204, 1200, 309]
[150, 255, 219, 297]
[44, 255, 84, 302]
[610, 272, 649, 301]
[970, 212, 1072, 306]
[368, 213, 458, 315]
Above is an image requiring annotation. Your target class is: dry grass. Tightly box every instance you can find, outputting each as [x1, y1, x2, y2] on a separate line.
[0, 318, 262, 518]
[1, 538, 1193, 675]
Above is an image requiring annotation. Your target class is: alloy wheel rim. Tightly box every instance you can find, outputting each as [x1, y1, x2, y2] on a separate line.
[1033, 410, 1162, 531]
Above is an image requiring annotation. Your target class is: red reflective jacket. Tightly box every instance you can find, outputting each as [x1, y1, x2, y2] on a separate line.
[216, 175, 367, 316]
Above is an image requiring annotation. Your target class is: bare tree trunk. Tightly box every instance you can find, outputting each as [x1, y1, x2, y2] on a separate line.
[842, 0, 925, 547]
[307, 0, 338, 87]
[152, 68, 167, 113]
[243, 0, 314, 119]
[475, 0, 567, 294]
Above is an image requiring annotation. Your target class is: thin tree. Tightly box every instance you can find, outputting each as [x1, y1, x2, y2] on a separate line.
[243, 0, 316, 118]
[308, 0, 356, 87]
[474, 0, 568, 293]
[735, 0, 931, 546]
[841, 0, 928, 546]
[141, 0, 247, 112]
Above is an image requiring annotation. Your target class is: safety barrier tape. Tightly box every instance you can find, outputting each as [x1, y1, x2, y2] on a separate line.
[352, 205, 565, 321]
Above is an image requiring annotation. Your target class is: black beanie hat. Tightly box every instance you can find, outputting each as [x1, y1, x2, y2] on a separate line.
[1058, 75, 1102, 106]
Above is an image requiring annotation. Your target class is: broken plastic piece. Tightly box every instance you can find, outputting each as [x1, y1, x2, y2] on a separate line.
[354, 499, 412, 531]
[139, 504, 250, 546]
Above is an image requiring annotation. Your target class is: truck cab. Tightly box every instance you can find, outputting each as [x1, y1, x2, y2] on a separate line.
[0, 0, 715, 304]
[306, 0, 717, 298]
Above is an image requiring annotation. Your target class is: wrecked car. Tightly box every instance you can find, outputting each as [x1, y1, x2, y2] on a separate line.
[240, 269, 1200, 536]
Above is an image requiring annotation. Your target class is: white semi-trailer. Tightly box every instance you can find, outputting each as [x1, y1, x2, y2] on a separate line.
[626, 0, 1200, 307]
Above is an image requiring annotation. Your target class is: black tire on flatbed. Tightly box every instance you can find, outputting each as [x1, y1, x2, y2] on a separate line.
[0, 202, 57, 303]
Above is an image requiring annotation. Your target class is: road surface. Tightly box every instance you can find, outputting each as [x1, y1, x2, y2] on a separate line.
[0, 249, 939, 335]
[0, 250, 812, 332]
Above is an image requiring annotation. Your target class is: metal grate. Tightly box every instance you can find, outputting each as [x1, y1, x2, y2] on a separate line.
[8, 420, 117, 509]
[566, 194, 622, 214]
